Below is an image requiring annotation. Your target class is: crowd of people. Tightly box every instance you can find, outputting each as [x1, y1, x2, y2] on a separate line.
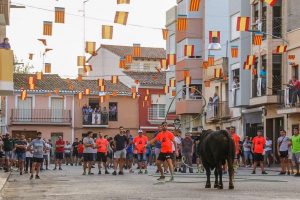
[0, 123, 299, 181]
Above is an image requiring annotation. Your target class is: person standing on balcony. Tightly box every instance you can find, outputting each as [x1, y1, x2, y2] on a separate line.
[291, 76, 300, 106]
[290, 127, 300, 176]
[0, 38, 11, 49]
[53, 136, 65, 170]
[251, 130, 268, 175]
[212, 93, 219, 117]
[259, 67, 267, 95]
[277, 130, 290, 175]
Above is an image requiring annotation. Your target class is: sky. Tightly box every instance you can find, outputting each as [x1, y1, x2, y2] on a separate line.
[7, 0, 177, 78]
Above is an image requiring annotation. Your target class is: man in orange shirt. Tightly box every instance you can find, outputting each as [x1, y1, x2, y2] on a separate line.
[252, 130, 268, 174]
[150, 122, 178, 182]
[133, 129, 148, 174]
[95, 132, 109, 175]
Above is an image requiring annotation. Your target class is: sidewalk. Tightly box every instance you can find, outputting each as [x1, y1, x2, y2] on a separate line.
[0, 172, 10, 192]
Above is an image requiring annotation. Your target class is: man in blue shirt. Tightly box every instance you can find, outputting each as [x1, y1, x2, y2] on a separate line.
[126, 130, 134, 173]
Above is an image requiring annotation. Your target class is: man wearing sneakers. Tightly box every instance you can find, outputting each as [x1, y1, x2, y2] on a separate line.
[54, 136, 64, 170]
[28, 132, 46, 179]
[291, 127, 300, 176]
[150, 122, 178, 182]
[15, 134, 27, 175]
[112, 126, 128, 175]
[251, 130, 267, 175]
[133, 129, 148, 174]
[83, 131, 95, 175]
[95, 132, 109, 175]
[277, 129, 290, 175]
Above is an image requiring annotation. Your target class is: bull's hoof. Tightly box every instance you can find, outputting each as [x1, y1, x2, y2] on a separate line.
[229, 185, 234, 190]
[214, 184, 218, 188]
[205, 184, 211, 188]
[217, 185, 223, 190]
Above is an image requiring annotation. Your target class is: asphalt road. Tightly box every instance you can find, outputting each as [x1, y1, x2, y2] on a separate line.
[1, 165, 300, 200]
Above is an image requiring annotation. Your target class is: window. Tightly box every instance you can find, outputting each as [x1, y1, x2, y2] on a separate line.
[231, 12, 240, 41]
[51, 98, 64, 123]
[82, 99, 108, 125]
[17, 97, 32, 122]
[273, 0, 282, 38]
[109, 102, 118, 121]
[150, 104, 165, 120]
[272, 54, 282, 94]
[231, 63, 240, 88]
[254, 3, 259, 22]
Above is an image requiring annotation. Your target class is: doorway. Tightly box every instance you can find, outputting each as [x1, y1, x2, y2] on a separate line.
[266, 117, 284, 163]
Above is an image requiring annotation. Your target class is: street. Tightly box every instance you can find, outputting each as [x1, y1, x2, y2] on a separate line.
[1, 166, 299, 200]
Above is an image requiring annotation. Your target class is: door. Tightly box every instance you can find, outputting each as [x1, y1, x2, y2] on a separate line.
[51, 98, 64, 122]
[17, 97, 32, 122]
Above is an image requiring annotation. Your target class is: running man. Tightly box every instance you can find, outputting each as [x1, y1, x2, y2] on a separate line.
[28, 132, 46, 179]
[54, 136, 65, 170]
[133, 129, 148, 174]
[150, 122, 178, 182]
[252, 130, 268, 174]
[95, 132, 110, 175]
[83, 131, 95, 175]
[15, 134, 27, 175]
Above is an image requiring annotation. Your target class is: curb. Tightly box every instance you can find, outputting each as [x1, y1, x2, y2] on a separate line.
[0, 172, 11, 193]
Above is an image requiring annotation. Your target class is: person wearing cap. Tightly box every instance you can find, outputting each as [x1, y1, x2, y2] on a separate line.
[133, 129, 148, 174]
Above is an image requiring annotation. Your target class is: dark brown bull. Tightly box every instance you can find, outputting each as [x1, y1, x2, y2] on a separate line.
[198, 130, 235, 189]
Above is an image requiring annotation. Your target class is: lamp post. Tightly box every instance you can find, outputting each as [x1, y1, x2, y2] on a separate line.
[83, 0, 91, 55]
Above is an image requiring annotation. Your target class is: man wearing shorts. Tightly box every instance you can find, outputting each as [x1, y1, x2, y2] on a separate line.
[291, 127, 300, 176]
[95, 132, 109, 175]
[277, 130, 290, 175]
[29, 132, 46, 179]
[42, 140, 51, 170]
[112, 126, 128, 175]
[230, 126, 240, 166]
[15, 134, 27, 175]
[133, 129, 148, 174]
[251, 130, 267, 174]
[64, 141, 72, 165]
[126, 130, 134, 173]
[77, 140, 84, 166]
[83, 131, 95, 175]
[72, 138, 79, 166]
[3, 134, 14, 173]
[54, 136, 65, 170]
[150, 122, 178, 182]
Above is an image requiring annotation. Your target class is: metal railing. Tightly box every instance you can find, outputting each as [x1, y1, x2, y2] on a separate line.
[82, 112, 109, 125]
[11, 109, 72, 124]
[279, 88, 300, 108]
[206, 101, 230, 120]
[273, 17, 282, 38]
[125, 63, 158, 72]
[148, 107, 166, 121]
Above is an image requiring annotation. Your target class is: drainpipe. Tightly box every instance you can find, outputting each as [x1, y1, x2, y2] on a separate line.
[71, 94, 75, 143]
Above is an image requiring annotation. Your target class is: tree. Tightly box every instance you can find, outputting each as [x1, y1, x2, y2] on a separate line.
[13, 56, 34, 74]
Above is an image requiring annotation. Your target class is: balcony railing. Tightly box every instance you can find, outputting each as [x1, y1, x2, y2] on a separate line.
[82, 112, 109, 126]
[148, 106, 165, 120]
[125, 63, 158, 72]
[252, 77, 267, 98]
[279, 88, 300, 108]
[273, 17, 282, 38]
[11, 109, 71, 125]
[206, 101, 230, 121]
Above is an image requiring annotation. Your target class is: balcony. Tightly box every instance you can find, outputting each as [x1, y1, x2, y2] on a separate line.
[205, 57, 228, 81]
[206, 101, 231, 122]
[0, 0, 9, 25]
[125, 63, 157, 72]
[273, 17, 282, 38]
[230, 87, 242, 107]
[82, 112, 109, 128]
[277, 89, 300, 115]
[0, 49, 14, 95]
[11, 109, 72, 125]
[176, 97, 204, 115]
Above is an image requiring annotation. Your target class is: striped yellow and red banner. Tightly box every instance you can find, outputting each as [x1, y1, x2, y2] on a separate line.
[146, 89, 150, 96]
[112, 91, 117, 97]
[85, 42, 96, 55]
[28, 76, 35, 85]
[177, 16, 187, 31]
[209, 31, 220, 43]
[105, 94, 110, 101]
[111, 76, 119, 84]
[172, 90, 176, 97]
[189, 0, 201, 11]
[29, 53, 33, 60]
[119, 58, 126, 68]
[183, 70, 189, 78]
[29, 84, 35, 90]
[236, 16, 250, 31]
[203, 61, 209, 69]
[78, 92, 83, 100]
[133, 44, 141, 57]
[117, 0, 130, 4]
[276, 45, 287, 53]
[55, 7, 65, 23]
[77, 56, 86, 66]
[132, 92, 137, 99]
[265, 0, 277, 6]
[243, 62, 251, 70]
[162, 29, 168, 40]
[231, 46, 238, 58]
[252, 69, 257, 75]
[144, 96, 148, 101]
[253, 34, 263, 45]
[164, 85, 169, 94]
[169, 79, 176, 87]
[185, 76, 192, 86]
[44, 63, 51, 73]
[131, 87, 137, 93]
[102, 25, 113, 39]
[114, 11, 129, 25]
[125, 55, 133, 63]
[21, 90, 27, 100]
[167, 54, 176, 66]
[208, 56, 215, 66]
[204, 81, 210, 87]
[160, 59, 168, 70]
[288, 55, 296, 60]
[43, 21, 53, 36]
[77, 75, 83, 82]
[99, 96, 105, 103]
[135, 80, 139, 85]
[99, 85, 106, 92]
[246, 55, 256, 65]
[85, 89, 90, 95]
[214, 69, 222, 78]
[38, 39, 47, 46]
[184, 45, 194, 57]
[36, 72, 43, 80]
[84, 65, 92, 73]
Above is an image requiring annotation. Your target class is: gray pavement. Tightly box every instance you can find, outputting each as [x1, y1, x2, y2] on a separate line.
[1, 165, 300, 200]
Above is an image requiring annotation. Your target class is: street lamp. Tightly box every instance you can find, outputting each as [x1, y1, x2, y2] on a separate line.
[208, 37, 222, 51]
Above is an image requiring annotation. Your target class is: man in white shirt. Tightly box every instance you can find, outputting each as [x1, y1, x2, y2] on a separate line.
[64, 141, 72, 165]
[173, 130, 182, 172]
[42, 140, 51, 170]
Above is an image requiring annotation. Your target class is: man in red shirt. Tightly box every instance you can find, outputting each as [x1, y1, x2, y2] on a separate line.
[252, 130, 268, 174]
[77, 141, 84, 166]
[95, 132, 109, 175]
[150, 122, 178, 182]
[54, 136, 65, 170]
[230, 126, 241, 165]
[133, 129, 148, 174]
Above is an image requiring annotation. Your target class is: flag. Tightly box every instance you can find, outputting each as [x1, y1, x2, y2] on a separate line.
[112, 91, 117, 97]
[223, 76, 228, 81]
[114, 11, 129, 25]
[28, 76, 35, 85]
[105, 94, 110, 101]
[77, 56, 86, 66]
[169, 79, 176, 87]
[45, 48, 53, 53]
[99, 86, 106, 92]
[84, 65, 92, 73]
[132, 92, 137, 99]
[184, 45, 194, 57]
[160, 59, 168, 69]
[236, 16, 250, 31]
[253, 34, 263, 45]
[133, 44, 141, 57]
[288, 55, 296, 60]
[162, 29, 168, 40]
[36, 72, 43, 80]
[183, 70, 189, 78]
[189, 0, 201, 11]
[54, 89, 59, 95]
[77, 75, 83, 82]
[144, 96, 148, 101]
[68, 85, 74, 90]
[85, 89, 90, 95]
[21, 90, 27, 100]
[43, 21, 53, 36]
[102, 25, 113, 39]
[204, 81, 210, 87]
[125, 55, 133, 63]
[146, 89, 150, 95]
[29, 84, 35, 90]
[78, 92, 83, 100]
[246, 55, 256, 65]
[214, 69, 222, 78]
[276, 45, 287, 53]
[44, 63, 51, 73]
[100, 96, 105, 103]
[252, 69, 257, 75]
[29, 53, 33, 60]
[117, 0, 130, 4]
[185, 76, 192, 86]
[85, 42, 96, 55]
[38, 39, 47, 46]
[98, 79, 105, 86]
[164, 86, 169, 94]
[231, 46, 238, 58]
[209, 31, 220, 43]
[265, 0, 277, 6]
[244, 62, 252, 70]
[177, 16, 187, 31]
[119, 58, 126, 68]
[208, 56, 215, 66]
[203, 61, 209, 69]
[55, 7, 65, 23]
[172, 90, 176, 97]
[167, 54, 176, 66]
[131, 87, 137, 93]
[135, 80, 139, 85]
[111, 76, 119, 84]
